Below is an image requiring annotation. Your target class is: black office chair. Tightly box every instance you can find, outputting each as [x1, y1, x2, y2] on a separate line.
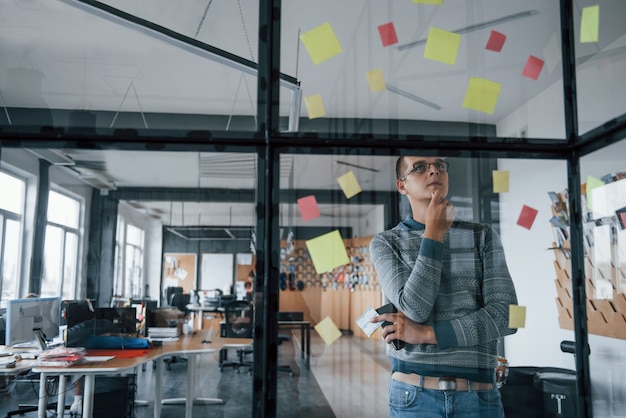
[163, 293, 191, 370]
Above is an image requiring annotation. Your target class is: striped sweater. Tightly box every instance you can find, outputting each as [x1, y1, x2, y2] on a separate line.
[370, 217, 518, 382]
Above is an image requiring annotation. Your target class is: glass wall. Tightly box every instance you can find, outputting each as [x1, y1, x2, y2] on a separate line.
[0, 171, 25, 307]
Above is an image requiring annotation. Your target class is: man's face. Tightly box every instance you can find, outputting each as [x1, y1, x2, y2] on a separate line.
[397, 156, 449, 201]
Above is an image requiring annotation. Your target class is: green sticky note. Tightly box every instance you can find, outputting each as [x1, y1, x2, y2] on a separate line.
[580, 5, 599, 44]
[424, 27, 461, 65]
[462, 77, 502, 114]
[306, 230, 350, 274]
[304, 94, 326, 119]
[509, 305, 526, 328]
[300, 22, 343, 65]
[492, 170, 510, 193]
[413, 0, 443, 4]
[586, 176, 604, 210]
[314, 316, 342, 345]
[337, 171, 362, 199]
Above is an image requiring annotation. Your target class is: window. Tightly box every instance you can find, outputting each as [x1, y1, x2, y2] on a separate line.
[114, 218, 145, 299]
[0, 171, 25, 308]
[41, 190, 82, 299]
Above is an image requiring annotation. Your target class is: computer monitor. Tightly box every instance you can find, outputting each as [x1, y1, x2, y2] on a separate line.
[5, 297, 61, 347]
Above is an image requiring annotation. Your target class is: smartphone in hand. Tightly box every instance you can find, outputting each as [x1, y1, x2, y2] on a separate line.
[375, 303, 406, 350]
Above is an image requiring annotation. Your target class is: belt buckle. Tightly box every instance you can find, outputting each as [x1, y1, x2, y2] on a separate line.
[438, 377, 456, 391]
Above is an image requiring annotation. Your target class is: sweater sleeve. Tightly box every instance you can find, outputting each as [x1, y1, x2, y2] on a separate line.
[433, 226, 518, 348]
[370, 232, 444, 323]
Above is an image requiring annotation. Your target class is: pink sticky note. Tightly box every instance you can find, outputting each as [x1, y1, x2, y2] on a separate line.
[485, 30, 506, 52]
[517, 205, 538, 230]
[297, 195, 321, 221]
[522, 55, 545, 80]
[377, 22, 398, 47]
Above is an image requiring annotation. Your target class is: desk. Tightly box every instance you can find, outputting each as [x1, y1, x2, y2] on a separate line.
[32, 331, 251, 418]
[186, 304, 224, 330]
[278, 321, 310, 369]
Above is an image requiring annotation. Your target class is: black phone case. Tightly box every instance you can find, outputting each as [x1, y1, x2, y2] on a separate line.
[376, 303, 406, 350]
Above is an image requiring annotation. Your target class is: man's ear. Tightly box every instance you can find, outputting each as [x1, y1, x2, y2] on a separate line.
[396, 179, 407, 195]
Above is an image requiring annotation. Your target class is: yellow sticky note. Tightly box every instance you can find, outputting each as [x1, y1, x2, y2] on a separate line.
[306, 230, 350, 274]
[314, 316, 342, 345]
[413, 0, 443, 4]
[509, 305, 526, 328]
[492, 170, 510, 193]
[424, 27, 461, 65]
[304, 94, 326, 119]
[586, 176, 604, 210]
[337, 171, 362, 199]
[462, 77, 502, 115]
[367, 69, 386, 92]
[580, 5, 599, 44]
[300, 22, 343, 65]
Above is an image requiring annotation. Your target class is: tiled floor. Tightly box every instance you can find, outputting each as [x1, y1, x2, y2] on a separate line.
[0, 332, 392, 418]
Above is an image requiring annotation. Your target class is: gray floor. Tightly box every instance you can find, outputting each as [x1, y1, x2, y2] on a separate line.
[0, 338, 335, 418]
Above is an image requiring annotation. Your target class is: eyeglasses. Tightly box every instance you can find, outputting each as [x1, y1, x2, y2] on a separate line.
[400, 161, 449, 181]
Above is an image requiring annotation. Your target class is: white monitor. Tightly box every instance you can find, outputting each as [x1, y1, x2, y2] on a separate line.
[5, 297, 61, 347]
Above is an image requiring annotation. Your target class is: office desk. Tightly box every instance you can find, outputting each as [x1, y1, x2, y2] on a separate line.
[278, 321, 310, 369]
[32, 331, 251, 418]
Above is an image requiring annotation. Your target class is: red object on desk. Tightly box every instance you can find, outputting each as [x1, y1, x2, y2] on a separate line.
[86, 349, 151, 358]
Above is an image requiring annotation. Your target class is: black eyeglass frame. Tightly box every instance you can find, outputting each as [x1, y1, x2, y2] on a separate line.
[400, 161, 450, 181]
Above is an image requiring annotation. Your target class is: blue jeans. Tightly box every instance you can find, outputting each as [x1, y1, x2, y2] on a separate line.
[389, 378, 505, 418]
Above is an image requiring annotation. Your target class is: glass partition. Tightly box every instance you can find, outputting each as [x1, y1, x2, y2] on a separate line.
[580, 137, 626, 416]
[280, 1, 565, 139]
[276, 149, 578, 416]
[575, 1, 626, 135]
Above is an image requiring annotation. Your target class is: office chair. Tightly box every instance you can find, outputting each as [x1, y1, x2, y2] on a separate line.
[163, 293, 191, 370]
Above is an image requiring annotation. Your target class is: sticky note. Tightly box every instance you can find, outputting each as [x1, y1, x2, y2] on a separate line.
[377, 22, 398, 47]
[367, 69, 386, 92]
[424, 27, 461, 65]
[517, 205, 538, 230]
[337, 171, 362, 199]
[314, 316, 343, 345]
[580, 5, 599, 43]
[485, 30, 506, 52]
[522, 55, 545, 80]
[304, 94, 326, 119]
[300, 22, 343, 65]
[492, 170, 509, 193]
[543, 33, 561, 74]
[462, 77, 501, 115]
[297, 195, 320, 221]
[585, 176, 604, 210]
[509, 305, 526, 328]
[413, 0, 443, 4]
[305, 230, 350, 274]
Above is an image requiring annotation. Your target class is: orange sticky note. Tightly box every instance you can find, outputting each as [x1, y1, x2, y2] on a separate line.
[305, 230, 350, 274]
[297, 195, 320, 221]
[492, 170, 509, 193]
[337, 171, 362, 199]
[424, 27, 461, 65]
[462, 77, 501, 115]
[517, 205, 538, 230]
[314, 316, 342, 345]
[580, 5, 599, 43]
[377, 22, 398, 47]
[367, 69, 386, 92]
[304, 94, 326, 119]
[509, 305, 526, 328]
[300, 22, 343, 65]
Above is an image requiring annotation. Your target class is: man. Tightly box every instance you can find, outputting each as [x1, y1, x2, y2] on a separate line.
[369, 156, 518, 418]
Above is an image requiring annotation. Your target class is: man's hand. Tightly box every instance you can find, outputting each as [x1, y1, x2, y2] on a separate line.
[370, 311, 437, 345]
[423, 189, 456, 242]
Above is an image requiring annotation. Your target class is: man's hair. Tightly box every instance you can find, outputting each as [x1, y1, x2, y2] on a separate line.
[395, 156, 405, 180]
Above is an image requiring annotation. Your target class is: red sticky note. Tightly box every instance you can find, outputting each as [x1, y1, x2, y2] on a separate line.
[522, 55, 545, 80]
[485, 30, 506, 52]
[297, 195, 321, 221]
[517, 205, 538, 230]
[377, 22, 398, 47]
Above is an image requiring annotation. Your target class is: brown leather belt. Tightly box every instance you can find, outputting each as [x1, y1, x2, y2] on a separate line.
[392, 371, 494, 391]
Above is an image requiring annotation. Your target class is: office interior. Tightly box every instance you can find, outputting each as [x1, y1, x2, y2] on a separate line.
[1, 0, 625, 417]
